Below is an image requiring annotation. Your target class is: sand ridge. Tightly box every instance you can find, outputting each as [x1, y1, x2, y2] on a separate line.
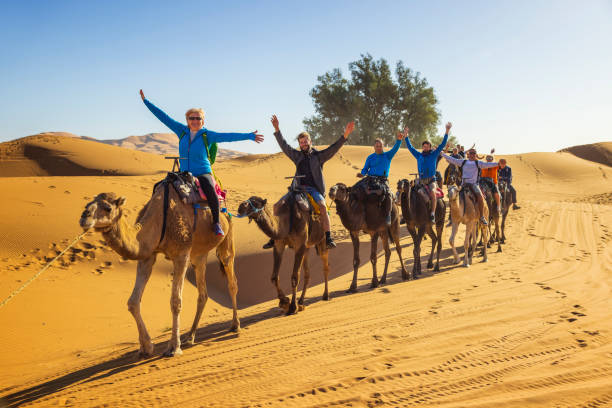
[0, 138, 611, 407]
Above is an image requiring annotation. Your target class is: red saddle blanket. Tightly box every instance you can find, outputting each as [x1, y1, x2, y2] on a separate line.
[194, 178, 227, 202]
[422, 184, 444, 199]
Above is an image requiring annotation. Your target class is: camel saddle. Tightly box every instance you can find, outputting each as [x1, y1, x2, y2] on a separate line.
[276, 190, 315, 215]
[353, 176, 390, 206]
[414, 183, 444, 206]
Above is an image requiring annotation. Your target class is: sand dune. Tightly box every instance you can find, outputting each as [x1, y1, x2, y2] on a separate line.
[0, 139, 611, 407]
[560, 141, 612, 168]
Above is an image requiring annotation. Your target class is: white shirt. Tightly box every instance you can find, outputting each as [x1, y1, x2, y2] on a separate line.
[442, 154, 499, 184]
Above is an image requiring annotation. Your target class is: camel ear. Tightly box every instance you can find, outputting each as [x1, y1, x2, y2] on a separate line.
[115, 196, 127, 207]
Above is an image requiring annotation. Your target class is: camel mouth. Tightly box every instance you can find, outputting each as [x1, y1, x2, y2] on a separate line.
[79, 217, 95, 231]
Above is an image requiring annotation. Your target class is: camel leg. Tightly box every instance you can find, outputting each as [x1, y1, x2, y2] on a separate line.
[219, 255, 240, 332]
[463, 223, 472, 267]
[298, 249, 310, 311]
[347, 231, 360, 293]
[501, 211, 508, 244]
[434, 222, 443, 272]
[185, 254, 208, 346]
[449, 222, 460, 264]
[164, 253, 190, 357]
[495, 217, 502, 253]
[407, 225, 419, 278]
[370, 233, 380, 288]
[287, 246, 305, 315]
[414, 228, 426, 277]
[127, 254, 156, 358]
[392, 224, 410, 280]
[320, 246, 331, 300]
[379, 233, 391, 285]
[426, 224, 437, 270]
[272, 243, 290, 312]
[481, 222, 489, 262]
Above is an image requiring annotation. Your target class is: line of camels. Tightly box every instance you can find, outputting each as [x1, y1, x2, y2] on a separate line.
[79, 172, 513, 357]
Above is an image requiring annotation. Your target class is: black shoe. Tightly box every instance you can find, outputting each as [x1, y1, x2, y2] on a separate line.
[263, 238, 274, 249]
[429, 213, 435, 223]
[326, 236, 337, 249]
[513, 204, 521, 210]
[446, 219, 453, 227]
[400, 218, 406, 225]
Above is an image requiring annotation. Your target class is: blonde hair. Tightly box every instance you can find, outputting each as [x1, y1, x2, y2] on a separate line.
[185, 108, 205, 120]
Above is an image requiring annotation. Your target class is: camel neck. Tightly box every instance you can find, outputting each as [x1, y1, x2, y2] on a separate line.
[102, 211, 144, 260]
[254, 206, 284, 239]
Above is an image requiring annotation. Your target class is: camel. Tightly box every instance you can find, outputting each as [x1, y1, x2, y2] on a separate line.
[237, 194, 330, 315]
[447, 186, 489, 266]
[479, 182, 503, 253]
[79, 186, 239, 358]
[497, 180, 513, 244]
[328, 182, 409, 292]
[396, 178, 446, 276]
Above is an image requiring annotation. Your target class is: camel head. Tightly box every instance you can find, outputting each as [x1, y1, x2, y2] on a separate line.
[328, 183, 350, 203]
[80, 192, 127, 232]
[237, 196, 267, 223]
[396, 179, 410, 193]
[447, 186, 459, 202]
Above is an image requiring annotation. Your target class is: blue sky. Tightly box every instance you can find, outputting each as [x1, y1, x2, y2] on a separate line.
[1, 0, 610, 155]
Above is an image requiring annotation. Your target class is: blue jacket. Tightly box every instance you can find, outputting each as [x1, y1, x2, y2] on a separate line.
[361, 139, 401, 177]
[498, 166, 513, 184]
[143, 99, 255, 176]
[405, 134, 449, 179]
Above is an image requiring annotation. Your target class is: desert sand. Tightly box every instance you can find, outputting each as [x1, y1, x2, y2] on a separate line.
[0, 134, 611, 407]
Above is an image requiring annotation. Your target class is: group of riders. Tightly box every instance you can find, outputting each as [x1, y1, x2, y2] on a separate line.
[140, 90, 520, 249]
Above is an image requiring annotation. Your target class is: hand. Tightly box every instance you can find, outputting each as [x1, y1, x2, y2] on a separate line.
[139, 89, 145, 101]
[445, 122, 452, 133]
[356, 172, 364, 178]
[490, 148, 495, 154]
[397, 127, 408, 140]
[270, 115, 280, 132]
[343, 121, 355, 139]
[253, 131, 264, 143]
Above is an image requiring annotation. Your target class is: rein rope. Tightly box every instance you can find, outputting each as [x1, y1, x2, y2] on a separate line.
[0, 232, 87, 309]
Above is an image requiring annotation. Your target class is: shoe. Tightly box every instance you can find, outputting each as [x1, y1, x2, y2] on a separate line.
[400, 218, 406, 225]
[214, 223, 225, 237]
[446, 219, 453, 227]
[513, 204, 521, 210]
[263, 238, 274, 249]
[480, 216, 488, 225]
[326, 236, 337, 249]
[429, 213, 435, 223]
[385, 214, 392, 226]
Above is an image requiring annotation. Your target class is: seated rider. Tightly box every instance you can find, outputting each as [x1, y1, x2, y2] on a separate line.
[479, 154, 502, 215]
[498, 158, 520, 210]
[140, 89, 263, 236]
[356, 132, 404, 225]
[404, 122, 452, 222]
[441, 148, 500, 225]
[263, 114, 354, 250]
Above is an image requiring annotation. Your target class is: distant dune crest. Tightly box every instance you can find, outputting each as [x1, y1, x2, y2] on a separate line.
[559, 142, 612, 168]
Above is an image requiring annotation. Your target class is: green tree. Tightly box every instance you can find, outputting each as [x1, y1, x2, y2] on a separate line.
[304, 54, 456, 147]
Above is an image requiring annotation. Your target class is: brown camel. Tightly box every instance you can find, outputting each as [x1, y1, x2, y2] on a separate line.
[79, 186, 239, 358]
[396, 178, 446, 276]
[479, 181, 503, 253]
[328, 182, 409, 292]
[447, 185, 489, 266]
[237, 195, 330, 315]
[497, 180, 513, 244]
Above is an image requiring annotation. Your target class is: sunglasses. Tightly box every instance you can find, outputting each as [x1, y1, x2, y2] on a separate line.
[188, 117, 203, 121]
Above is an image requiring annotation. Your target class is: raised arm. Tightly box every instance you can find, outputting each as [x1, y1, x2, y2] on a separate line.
[386, 138, 402, 160]
[403, 131, 420, 158]
[433, 122, 451, 155]
[271, 115, 300, 162]
[442, 153, 464, 166]
[478, 160, 500, 169]
[206, 129, 256, 144]
[319, 121, 354, 163]
[140, 90, 186, 136]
